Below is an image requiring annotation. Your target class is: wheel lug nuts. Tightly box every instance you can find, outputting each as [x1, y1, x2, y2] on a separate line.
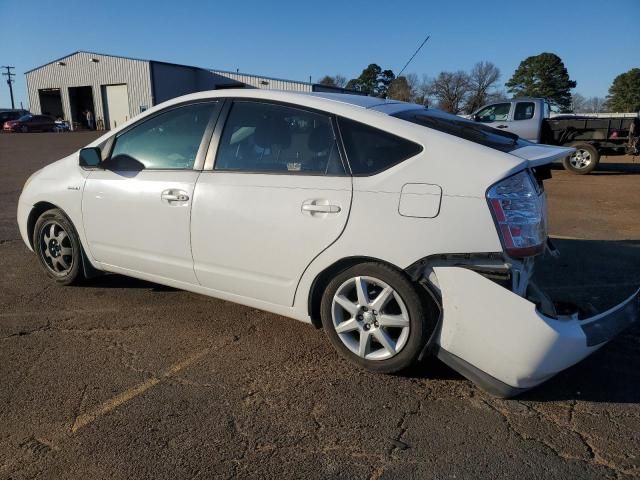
[364, 324, 370, 330]
[374, 321, 379, 327]
[362, 307, 367, 312]
[357, 315, 363, 320]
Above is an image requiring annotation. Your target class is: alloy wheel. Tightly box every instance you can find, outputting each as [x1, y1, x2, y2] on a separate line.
[569, 149, 592, 169]
[331, 276, 411, 361]
[40, 221, 74, 275]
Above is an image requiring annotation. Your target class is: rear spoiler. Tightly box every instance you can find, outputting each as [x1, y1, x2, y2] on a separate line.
[509, 144, 575, 167]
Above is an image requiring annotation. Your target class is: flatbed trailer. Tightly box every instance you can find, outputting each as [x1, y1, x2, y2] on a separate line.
[470, 98, 637, 174]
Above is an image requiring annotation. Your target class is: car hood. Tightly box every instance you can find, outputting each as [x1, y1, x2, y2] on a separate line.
[509, 144, 575, 167]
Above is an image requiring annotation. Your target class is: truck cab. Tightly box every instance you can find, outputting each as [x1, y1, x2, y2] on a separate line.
[471, 98, 550, 143]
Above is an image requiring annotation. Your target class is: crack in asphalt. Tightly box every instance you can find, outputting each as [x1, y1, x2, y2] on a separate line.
[1, 319, 52, 339]
[1, 320, 147, 341]
[478, 396, 637, 478]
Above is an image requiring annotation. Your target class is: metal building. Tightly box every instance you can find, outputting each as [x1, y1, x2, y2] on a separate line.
[25, 51, 356, 131]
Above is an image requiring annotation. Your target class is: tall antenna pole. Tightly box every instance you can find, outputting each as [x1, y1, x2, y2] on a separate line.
[397, 35, 431, 77]
[2, 66, 16, 109]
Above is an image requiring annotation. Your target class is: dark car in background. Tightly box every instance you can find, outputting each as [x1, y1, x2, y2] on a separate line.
[3, 114, 56, 133]
[0, 109, 30, 130]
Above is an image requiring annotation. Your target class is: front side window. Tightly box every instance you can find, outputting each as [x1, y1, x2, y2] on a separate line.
[110, 102, 216, 170]
[338, 118, 422, 175]
[215, 101, 344, 175]
[514, 102, 535, 121]
[476, 103, 511, 122]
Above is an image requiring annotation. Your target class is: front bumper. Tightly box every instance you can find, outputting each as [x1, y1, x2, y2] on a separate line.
[432, 266, 639, 397]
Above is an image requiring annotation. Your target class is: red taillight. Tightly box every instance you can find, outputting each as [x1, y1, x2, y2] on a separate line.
[487, 170, 547, 258]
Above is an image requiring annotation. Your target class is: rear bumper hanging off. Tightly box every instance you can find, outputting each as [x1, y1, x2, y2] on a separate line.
[431, 266, 639, 397]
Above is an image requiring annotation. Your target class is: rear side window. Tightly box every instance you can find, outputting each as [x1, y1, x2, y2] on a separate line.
[215, 101, 344, 175]
[393, 108, 528, 153]
[338, 118, 422, 175]
[514, 102, 535, 121]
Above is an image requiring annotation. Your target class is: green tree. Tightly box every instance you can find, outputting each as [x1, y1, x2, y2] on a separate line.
[607, 68, 640, 112]
[506, 53, 576, 111]
[346, 64, 395, 97]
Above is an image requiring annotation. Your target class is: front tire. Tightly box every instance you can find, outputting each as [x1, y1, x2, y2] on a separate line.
[562, 143, 599, 174]
[33, 209, 84, 285]
[320, 262, 434, 374]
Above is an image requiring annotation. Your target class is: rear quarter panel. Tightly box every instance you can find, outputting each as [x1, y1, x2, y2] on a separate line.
[292, 122, 526, 316]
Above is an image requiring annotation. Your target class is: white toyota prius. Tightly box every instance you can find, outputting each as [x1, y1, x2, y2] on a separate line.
[17, 90, 639, 397]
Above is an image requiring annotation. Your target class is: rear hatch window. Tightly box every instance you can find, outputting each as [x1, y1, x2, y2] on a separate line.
[393, 108, 530, 153]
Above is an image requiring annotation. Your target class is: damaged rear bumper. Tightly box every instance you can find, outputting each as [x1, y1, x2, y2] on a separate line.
[430, 266, 640, 397]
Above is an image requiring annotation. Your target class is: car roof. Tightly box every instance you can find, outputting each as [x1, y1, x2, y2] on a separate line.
[307, 92, 409, 110]
[163, 88, 418, 115]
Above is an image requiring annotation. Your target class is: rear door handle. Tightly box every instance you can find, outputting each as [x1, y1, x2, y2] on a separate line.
[161, 189, 189, 203]
[496, 124, 508, 129]
[302, 204, 341, 213]
[301, 201, 341, 214]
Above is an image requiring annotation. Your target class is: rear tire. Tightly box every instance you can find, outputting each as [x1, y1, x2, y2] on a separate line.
[320, 262, 434, 374]
[562, 143, 599, 174]
[33, 208, 84, 285]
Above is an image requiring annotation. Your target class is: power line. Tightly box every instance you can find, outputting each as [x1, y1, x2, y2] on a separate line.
[2, 66, 16, 109]
[397, 35, 431, 78]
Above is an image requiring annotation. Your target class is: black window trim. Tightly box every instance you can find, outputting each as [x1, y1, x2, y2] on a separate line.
[202, 97, 350, 177]
[335, 115, 424, 177]
[96, 99, 222, 172]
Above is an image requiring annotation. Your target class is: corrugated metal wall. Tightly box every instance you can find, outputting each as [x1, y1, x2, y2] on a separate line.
[211, 70, 313, 92]
[26, 52, 153, 129]
[151, 63, 217, 104]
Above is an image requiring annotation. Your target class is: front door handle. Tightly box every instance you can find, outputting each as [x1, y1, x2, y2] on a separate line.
[496, 124, 508, 129]
[161, 189, 189, 203]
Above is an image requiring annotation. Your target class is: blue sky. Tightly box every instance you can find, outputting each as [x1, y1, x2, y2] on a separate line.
[1, 0, 638, 108]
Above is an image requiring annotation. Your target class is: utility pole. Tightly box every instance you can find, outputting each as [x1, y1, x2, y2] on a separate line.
[2, 66, 16, 109]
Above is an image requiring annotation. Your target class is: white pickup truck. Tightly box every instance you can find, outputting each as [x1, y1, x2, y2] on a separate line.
[470, 97, 635, 174]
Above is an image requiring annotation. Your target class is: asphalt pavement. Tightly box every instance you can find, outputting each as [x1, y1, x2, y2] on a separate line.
[1, 132, 639, 479]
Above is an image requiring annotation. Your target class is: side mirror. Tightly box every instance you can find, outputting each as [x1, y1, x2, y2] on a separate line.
[79, 147, 101, 168]
[472, 114, 480, 122]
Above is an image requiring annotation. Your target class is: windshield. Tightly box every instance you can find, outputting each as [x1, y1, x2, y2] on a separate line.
[392, 108, 530, 153]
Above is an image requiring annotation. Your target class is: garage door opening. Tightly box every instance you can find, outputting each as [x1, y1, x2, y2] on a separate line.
[38, 89, 64, 118]
[68, 86, 95, 130]
[101, 84, 129, 130]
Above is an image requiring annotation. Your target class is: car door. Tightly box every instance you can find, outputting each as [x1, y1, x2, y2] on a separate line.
[191, 100, 352, 306]
[474, 102, 513, 131]
[34, 115, 50, 131]
[509, 100, 539, 142]
[82, 101, 219, 284]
